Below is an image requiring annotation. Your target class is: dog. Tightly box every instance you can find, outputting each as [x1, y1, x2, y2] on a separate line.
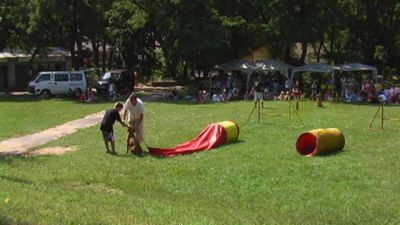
[127, 128, 143, 155]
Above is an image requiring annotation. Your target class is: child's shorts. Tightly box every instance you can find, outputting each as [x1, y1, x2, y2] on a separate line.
[102, 131, 114, 142]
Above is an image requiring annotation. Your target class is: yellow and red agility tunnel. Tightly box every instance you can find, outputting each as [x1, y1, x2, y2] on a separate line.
[148, 121, 239, 157]
[296, 128, 345, 157]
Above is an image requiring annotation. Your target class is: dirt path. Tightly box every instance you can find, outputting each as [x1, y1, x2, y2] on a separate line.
[0, 111, 104, 156]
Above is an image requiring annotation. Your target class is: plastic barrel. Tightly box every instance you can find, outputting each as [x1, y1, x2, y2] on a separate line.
[217, 121, 240, 143]
[296, 128, 345, 156]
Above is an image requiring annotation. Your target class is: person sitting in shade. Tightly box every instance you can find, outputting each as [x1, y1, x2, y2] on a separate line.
[168, 88, 180, 100]
[292, 80, 301, 99]
[277, 91, 285, 100]
[86, 87, 97, 103]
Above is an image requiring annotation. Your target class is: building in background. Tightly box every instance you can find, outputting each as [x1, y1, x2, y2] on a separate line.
[0, 47, 72, 92]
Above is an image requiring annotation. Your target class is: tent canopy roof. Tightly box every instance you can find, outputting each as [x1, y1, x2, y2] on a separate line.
[334, 63, 377, 76]
[214, 59, 291, 77]
[253, 59, 292, 77]
[254, 59, 292, 71]
[214, 59, 255, 73]
[292, 63, 334, 74]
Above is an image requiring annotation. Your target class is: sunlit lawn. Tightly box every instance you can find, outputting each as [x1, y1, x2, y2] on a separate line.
[0, 95, 112, 141]
[0, 97, 399, 224]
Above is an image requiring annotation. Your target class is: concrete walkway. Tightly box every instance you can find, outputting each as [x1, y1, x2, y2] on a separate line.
[0, 111, 104, 156]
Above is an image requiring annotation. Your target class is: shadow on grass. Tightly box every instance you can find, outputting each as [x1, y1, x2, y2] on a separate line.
[147, 98, 220, 105]
[0, 93, 43, 102]
[0, 216, 12, 225]
[0, 93, 122, 105]
[110, 151, 151, 158]
[318, 149, 345, 157]
[0, 175, 33, 185]
[334, 101, 400, 107]
[0, 215, 30, 225]
[0, 151, 24, 159]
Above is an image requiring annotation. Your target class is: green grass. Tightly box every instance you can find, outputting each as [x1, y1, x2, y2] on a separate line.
[0, 95, 112, 141]
[1, 99, 400, 224]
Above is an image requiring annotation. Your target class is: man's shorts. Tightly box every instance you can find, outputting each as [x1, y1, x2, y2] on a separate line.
[254, 92, 263, 101]
[102, 131, 114, 142]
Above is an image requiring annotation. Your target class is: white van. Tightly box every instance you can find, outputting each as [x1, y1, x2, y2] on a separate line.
[27, 71, 87, 97]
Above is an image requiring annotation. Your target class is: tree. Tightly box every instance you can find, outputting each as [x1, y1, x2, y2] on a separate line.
[106, 0, 157, 78]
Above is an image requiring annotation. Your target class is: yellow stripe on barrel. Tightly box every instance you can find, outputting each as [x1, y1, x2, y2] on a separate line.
[296, 128, 345, 156]
[216, 121, 240, 144]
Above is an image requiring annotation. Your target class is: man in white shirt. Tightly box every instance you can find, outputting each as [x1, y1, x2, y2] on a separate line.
[123, 94, 144, 144]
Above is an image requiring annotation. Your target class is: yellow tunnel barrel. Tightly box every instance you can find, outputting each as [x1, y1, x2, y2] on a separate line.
[296, 128, 345, 156]
[217, 121, 240, 144]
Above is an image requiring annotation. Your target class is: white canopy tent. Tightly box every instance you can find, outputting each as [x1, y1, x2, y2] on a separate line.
[334, 63, 378, 80]
[214, 59, 257, 92]
[214, 59, 255, 73]
[215, 59, 294, 92]
[254, 59, 292, 79]
[291, 63, 335, 83]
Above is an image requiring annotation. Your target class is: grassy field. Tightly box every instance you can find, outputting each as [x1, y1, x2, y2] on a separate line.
[0, 95, 111, 141]
[0, 97, 399, 224]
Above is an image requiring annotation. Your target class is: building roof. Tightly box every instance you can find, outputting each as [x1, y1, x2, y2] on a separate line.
[0, 47, 70, 60]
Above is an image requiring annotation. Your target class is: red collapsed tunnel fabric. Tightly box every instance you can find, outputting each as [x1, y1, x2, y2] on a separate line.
[148, 124, 227, 157]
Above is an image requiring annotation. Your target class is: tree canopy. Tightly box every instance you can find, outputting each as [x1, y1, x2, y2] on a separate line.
[1, 0, 400, 78]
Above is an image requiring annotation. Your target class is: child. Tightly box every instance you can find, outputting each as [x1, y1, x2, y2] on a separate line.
[108, 79, 117, 101]
[86, 88, 97, 103]
[100, 102, 130, 155]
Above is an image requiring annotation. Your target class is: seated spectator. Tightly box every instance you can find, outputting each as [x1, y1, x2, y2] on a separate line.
[222, 89, 231, 101]
[212, 92, 224, 102]
[277, 91, 285, 100]
[79, 92, 86, 103]
[168, 89, 180, 100]
[324, 92, 333, 101]
[284, 91, 291, 101]
[198, 89, 210, 102]
[378, 91, 388, 103]
[86, 88, 97, 103]
[389, 85, 397, 103]
[263, 87, 272, 100]
[230, 87, 240, 99]
[382, 87, 390, 100]
[292, 80, 300, 98]
[345, 90, 361, 103]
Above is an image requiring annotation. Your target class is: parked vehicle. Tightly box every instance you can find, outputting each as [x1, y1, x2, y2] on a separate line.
[96, 70, 134, 94]
[27, 71, 87, 97]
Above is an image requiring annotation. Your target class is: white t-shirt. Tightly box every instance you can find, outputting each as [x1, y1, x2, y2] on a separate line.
[124, 98, 144, 142]
[124, 98, 144, 121]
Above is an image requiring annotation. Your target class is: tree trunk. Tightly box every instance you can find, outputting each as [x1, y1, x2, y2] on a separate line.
[300, 42, 308, 63]
[91, 37, 99, 68]
[284, 44, 291, 64]
[27, 47, 39, 79]
[71, 0, 78, 70]
[102, 41, 107, 73]
[108, 40, 116, 69]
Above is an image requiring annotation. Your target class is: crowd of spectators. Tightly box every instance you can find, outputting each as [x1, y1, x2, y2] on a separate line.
[164, 71, 400, 105]
[196, 73, 243, 103]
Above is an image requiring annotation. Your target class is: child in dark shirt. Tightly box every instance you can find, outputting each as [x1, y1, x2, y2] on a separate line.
[100, 102, 130, 154]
